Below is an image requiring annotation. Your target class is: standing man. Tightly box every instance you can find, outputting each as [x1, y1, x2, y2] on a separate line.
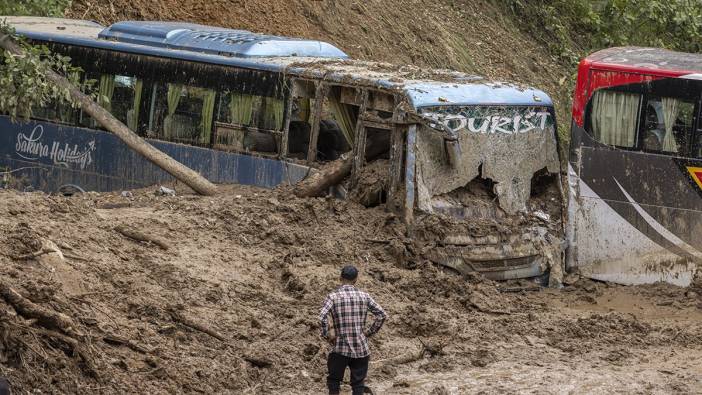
[319, 265, 387, 395]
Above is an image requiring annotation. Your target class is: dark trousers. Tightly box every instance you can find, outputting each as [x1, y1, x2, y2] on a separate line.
[327, 352, 369, 395]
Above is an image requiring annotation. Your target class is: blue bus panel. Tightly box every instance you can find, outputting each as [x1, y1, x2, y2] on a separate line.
[0, 116, 311, 193]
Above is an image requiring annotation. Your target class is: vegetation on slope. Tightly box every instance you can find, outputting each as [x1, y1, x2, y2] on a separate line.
[503, 0, 702, 66]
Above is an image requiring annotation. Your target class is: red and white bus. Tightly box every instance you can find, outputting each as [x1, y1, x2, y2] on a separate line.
[567, 47, 702, 286]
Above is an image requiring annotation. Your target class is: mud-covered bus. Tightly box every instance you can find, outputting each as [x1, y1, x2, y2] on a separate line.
[2, 17, 563, 282]
[568, 47, 702, 286]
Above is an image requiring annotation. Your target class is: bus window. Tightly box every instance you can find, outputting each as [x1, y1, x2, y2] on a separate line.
[80, 74, 143, 131]
[641, 96, 695, 154]
[321, 87, 354, 161]
[287, 95, 312, 159]
[149, 83, 216, 147]
[213, 91, 281, 154]
[32, 99, 75, 126]
[588, 89, 641, 148]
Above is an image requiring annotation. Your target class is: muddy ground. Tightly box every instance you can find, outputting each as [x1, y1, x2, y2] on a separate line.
[0, 184, 701, 394]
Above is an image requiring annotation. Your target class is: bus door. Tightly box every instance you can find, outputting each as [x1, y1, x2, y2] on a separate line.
[571, 71, 702, 285]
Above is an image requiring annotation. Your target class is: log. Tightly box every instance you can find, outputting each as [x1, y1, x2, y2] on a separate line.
[243, 354, 273, 368]
[103, 333, 151, 354]
[372, 343, 425, 367]
[0, 281, 79, 336]
[14, 247, 54, 260]
[294, 133, 390, 198]
[0, 33, 218, 196]
[294, 156, 353, 198]
[34, 327, 98, 378]
[114, 225, 172, 250]
[171, 311, 228, 342]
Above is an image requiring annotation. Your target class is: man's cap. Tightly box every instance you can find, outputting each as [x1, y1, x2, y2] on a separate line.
[341, 265, 358, 280]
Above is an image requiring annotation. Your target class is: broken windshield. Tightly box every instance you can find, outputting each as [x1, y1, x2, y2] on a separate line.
[415, 105, 560, 215]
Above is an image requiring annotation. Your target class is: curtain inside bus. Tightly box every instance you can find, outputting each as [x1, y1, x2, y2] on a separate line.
[165, 84, 183, 140]
[591, 90, 639, 147]
[229, 93, 254, 125]
[99, 74, 115, 113]
[661, 97, 680, 153]
[328, 91, 356, 146]
[127, 79, 143, 131]
[297, 98, 311, 123]
[261, 97, 284, 130]
[201, 89, 216, 145]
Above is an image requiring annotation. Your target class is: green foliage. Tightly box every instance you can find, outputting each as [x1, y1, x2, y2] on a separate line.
[595, 0, 702, 52]
[502, 0, 702, 65]
[0, 22, 91, 121]
[0, 0, 71, 17]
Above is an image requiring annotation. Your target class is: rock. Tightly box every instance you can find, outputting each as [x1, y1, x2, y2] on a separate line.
[392, 380, 410, 388]
[430, 385, 450, 395]
[471, 348, 497, 367]
[563, 273, 581, 286]
[533, 210, 550, 222]
[155, 186, 176, 196]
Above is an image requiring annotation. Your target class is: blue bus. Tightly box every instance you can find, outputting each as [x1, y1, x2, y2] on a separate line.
[2, 17, 563, 282]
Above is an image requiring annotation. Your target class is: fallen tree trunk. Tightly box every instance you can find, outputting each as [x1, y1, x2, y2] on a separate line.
[0, 33, 218, 196]
[371, 343, 425, 367]
[0, 281, 79, 336]
[171, 310, 228, 342]
[294, 156, 352, 198]
[35, 327, 99, 378]
[294, 134, 389, 198]
[115, 225, 172, 250]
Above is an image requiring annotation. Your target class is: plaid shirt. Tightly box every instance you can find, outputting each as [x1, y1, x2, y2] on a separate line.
[319, 285, 387, 358]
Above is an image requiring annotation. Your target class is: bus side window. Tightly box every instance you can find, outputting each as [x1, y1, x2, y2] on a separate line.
[31, 99, 76, 126]
[149, 83, 216, 147]
[80, 74, 143, 132]
[587, 89, 641, 148]
[640, 96, 694, 154]
[213, 91, 281, 154]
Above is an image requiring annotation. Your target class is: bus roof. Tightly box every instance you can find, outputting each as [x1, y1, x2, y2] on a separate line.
[5, 17, 553, 109]
[585, 47, 702, 76]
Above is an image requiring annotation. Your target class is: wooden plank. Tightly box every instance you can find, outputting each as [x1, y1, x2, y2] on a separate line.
[403, 124, 417, 224]
[279, 84, 294, 159]
[350, 90, 370, 188]
[387, 124, 405, 213]
[307, 83, 329, 163]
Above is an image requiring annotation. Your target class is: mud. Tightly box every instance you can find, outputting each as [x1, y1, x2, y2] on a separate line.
[347, 159, 389, 207]
[0, 186, 701, 394]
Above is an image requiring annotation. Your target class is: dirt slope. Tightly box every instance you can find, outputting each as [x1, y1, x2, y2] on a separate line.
[1, 186, 701, 393]
[66, 0, 573, 125]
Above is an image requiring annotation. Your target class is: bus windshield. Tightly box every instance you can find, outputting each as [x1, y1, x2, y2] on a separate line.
[417, 105, 560, 215]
